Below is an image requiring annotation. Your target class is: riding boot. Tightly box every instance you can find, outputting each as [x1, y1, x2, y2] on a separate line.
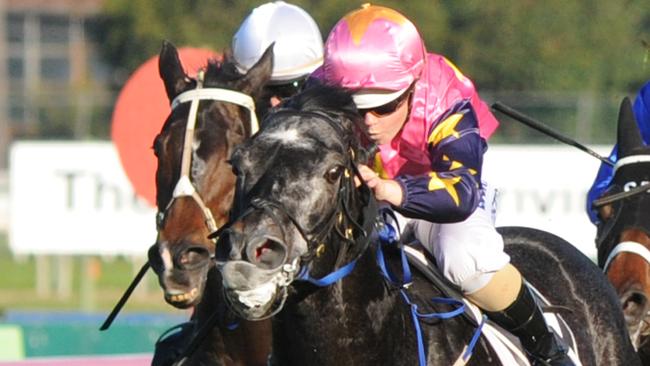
[485, 283, 575, 366]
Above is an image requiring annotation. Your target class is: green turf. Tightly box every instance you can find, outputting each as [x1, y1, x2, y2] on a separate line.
[0, 232, 181, 313]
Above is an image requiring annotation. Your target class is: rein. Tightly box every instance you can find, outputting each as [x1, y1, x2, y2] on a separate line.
[211, 109, 376, 286]
[175, 111, 377, 362]
[101, 73, 259, 331]
[374, 213, 485, 366]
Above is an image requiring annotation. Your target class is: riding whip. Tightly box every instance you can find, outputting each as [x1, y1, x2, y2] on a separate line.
[492, 102, 614, 167]
[99, 261, 150, 331]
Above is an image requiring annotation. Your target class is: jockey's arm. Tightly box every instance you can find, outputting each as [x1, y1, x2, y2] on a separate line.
[383, 100, 484, 223]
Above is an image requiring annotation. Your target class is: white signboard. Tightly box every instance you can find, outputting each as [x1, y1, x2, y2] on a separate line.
[483, 145, 610, 260]
[9, 142, 157, 255]
[9, 142, 610, 258]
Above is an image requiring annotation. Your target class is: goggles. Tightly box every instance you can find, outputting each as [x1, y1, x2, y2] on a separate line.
[358, 86, 414, 117]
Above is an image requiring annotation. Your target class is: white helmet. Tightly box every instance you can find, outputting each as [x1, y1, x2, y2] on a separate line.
[232, 1, 323, 84]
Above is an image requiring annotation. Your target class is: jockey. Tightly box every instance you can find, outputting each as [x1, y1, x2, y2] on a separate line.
[313, 4, 573, 365]
[586, 81, 650, 223]
[232, 0, 323, 118]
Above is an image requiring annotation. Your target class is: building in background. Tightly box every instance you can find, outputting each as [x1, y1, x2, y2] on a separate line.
[0, 0, 111, 170]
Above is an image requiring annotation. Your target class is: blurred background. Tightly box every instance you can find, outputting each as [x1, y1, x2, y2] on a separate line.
[0, 0, 648, 363]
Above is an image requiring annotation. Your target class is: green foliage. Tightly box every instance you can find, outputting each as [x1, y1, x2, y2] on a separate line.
[96, 0, 259, 82]
[95, 0, 650, 93]
[442, 0, 648, 92]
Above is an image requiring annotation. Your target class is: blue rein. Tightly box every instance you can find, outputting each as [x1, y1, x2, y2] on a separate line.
[295, 213, 486, 366]
[375, 217, 486, 366]
[297, 256, 359, 286]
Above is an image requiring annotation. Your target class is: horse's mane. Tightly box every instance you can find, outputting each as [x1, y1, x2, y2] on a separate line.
[282, 83, 360, 122]
[203, 58, 243, 87]
[276, 83, 365, 145]
[269, 83, 373, 164]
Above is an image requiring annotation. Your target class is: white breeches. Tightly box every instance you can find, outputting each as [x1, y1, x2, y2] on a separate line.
[396, 181, 509, 294]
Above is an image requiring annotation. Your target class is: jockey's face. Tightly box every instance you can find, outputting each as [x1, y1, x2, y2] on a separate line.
[360, 93, 411, 145]
[270, 95, 282, 107]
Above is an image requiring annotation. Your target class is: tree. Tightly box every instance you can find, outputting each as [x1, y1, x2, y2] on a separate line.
[95, 0, 649, 94]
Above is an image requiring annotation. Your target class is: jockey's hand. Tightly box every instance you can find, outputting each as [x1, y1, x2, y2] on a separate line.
[357, 164, 403, 206]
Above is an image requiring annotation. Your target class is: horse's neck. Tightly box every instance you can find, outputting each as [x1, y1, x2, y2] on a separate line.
[272, 245, 491, 366]
[273, 249, 419, 366]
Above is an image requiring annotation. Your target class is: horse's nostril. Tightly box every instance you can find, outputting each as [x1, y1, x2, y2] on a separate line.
[247, 237, 287, 270]
[256, 241, 273, 259]
[177, 246, 211, 270]
[622, 291, 648, 319]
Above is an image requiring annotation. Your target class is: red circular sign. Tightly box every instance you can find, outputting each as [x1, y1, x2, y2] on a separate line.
[111, 48, 219, 207]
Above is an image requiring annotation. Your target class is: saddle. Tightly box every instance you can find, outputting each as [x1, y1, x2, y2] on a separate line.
[401, 241, 582, 366]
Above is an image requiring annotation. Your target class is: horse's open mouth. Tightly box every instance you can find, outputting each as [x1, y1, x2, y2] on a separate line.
[223, 283, 285, 320]
[164, 287, 199, 307]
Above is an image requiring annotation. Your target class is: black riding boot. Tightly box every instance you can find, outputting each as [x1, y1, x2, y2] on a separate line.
[485, 283, 575, 366]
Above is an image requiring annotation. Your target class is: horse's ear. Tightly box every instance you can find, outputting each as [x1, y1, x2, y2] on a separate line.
[617, 97, 643, 158]
[159, 40, 192, 101]
[240, 43, 274, 95]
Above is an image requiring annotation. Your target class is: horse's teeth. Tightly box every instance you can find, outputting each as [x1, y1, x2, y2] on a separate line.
[167, 289, 198, 302]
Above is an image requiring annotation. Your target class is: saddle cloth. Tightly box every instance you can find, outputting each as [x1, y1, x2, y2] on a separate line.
[402, 244, 583, 366]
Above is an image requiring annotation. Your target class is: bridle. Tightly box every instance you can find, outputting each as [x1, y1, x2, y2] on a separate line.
[156, 71, 260, 236]
[101, 72, 260, 331]
[210, 110, 378, 319]
[594, 156, 650, 272]
[595, 156, 650, 349]
[165, 109, 380, 362]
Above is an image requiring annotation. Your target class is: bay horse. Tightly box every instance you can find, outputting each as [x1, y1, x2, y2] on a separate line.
[593, 97, 650, 362]
[214, 84, 639, 365]
[147, 40, 272, 365]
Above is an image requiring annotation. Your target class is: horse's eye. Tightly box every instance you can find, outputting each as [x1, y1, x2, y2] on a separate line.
[325, 166, 343, 184]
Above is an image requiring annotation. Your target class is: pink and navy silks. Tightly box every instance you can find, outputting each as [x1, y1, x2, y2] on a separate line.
[315, 53, 499, 223]
[312, 4, 499, 224]
[586, 81, 650, 224]
[373, 54, 498, 223]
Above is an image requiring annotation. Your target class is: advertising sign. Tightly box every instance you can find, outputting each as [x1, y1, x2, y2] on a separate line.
[9, 143, 609, 257]
[9, 142, 156, 255]
[483, 145, 609, 259]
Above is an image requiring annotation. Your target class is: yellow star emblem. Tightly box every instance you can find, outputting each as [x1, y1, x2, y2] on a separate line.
[428, 172, 461, 206]
[428, 113, 463, 146]
[443, 155, 476, 175]
[344, 5, 407, 45]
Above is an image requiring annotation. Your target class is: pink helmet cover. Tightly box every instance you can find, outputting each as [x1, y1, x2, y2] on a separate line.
[317, 5, 426, 92]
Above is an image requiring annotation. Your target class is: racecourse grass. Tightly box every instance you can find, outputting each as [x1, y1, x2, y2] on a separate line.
[0, 232, 184, 314]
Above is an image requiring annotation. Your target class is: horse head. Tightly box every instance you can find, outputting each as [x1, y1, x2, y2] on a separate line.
[214, 85, 370, 319]
[148, 40, 272, 308]
[597, 97, 650, 346]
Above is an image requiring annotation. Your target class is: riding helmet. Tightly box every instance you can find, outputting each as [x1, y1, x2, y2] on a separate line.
[232, 1, 324, 84]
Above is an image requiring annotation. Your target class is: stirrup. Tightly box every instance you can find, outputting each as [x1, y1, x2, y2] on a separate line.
[526, 329, 574, 366]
